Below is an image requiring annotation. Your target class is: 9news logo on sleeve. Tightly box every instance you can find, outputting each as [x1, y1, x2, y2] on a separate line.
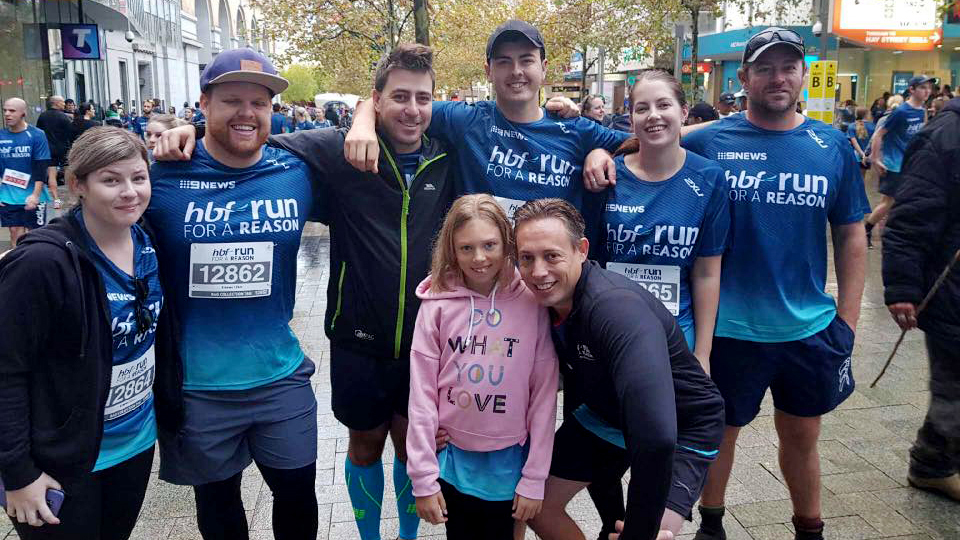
[62, 24, 101, 60]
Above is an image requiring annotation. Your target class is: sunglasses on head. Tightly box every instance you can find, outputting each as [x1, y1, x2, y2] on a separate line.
[745, 28, 804, 56]
[133, 277, 155, 333]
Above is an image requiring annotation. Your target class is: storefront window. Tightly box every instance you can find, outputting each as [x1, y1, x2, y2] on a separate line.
[0, 0, 53, 122]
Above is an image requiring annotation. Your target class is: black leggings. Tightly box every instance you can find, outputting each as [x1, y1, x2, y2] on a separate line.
[439, 479, 514, 540]
[11, 447, 154, 540]
[193, 461, 317, 540]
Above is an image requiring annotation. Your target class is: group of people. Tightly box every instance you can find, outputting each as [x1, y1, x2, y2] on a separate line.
[268, 102, 347, 135]
[0, 20, 954, 540]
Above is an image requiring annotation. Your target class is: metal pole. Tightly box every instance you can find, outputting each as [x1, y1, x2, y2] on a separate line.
[819, 0, 829, 61]
[674, 24, 683, 79]
[597, 47, 605, 99]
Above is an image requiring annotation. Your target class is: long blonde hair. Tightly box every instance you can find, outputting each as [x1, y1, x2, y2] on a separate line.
[429, 194, 514, 292]
[854, 107, 869, 140]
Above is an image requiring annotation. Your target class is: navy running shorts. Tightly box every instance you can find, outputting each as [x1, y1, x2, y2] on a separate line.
[158, 357, 318, 486]
[549, 415, 716, 519]
[330, 344, 409, 431]
[710, 315, 855, 427]
[0, 203, 46, 229]
[878, 170, 901, 197]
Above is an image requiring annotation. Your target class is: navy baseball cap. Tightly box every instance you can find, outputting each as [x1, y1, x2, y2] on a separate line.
[742, 27, 804, 63]
[689, 102, 719, 121]
[200, 48, 288, 96]
[486, 20, 545, 60]
[908, 75, 937, 87]
[718, 92, 736, 104]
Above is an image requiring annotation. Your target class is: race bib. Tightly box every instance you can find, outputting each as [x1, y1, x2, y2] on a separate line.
[189, 242, 273, 299]
[1, 169, 30, 190]
[495, 196, 527, 220]
[103, 346, 155, 421]
[606, 262, 681, 316]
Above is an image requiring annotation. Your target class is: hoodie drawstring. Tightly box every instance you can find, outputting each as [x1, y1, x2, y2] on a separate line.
[464, 281, 498, 347]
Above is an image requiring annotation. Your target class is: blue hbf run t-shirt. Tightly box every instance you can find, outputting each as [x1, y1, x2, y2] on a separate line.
[681, 115, 870, 343]
[146, 141, 314, 390]
[132, 115, 150, 138]
[0, 126, 52, 205]
[79, 217, 163, 472]
[600, 151, 730, 348]
[880, 103, 925, 173]
[428, 100, 630, 216]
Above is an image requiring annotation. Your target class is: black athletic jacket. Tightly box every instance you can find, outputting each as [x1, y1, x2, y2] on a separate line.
[882, 97, 960, 341]
[0, 212, 182, 490]
[269, 128, 456, 360]
[553, 261, 724, 540]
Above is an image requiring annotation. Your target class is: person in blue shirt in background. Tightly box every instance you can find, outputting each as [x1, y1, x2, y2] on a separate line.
[130, 100, 154, 140]
[148, 49, 320, 540]
[864, 75, 933, 248]
[600, 69, 729, 374]
[845, 106, 874, 169]
[0, 98, 61, 246]
[270, 102, 288, 134]
[673, 28, 869, 540]
[293, 107, 315, 131]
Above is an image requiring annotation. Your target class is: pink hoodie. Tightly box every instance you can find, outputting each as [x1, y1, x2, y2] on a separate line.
[407, 267, 558, 500]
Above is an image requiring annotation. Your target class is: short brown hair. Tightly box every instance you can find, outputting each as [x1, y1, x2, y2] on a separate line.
[429, 194, 514, 292]
[66, 127, 148, 186]
[513, 198, 585, 248]
[374, 43, 435, 92]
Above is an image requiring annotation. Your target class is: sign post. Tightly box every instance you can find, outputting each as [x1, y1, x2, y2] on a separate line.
[806, 60, 836, 125]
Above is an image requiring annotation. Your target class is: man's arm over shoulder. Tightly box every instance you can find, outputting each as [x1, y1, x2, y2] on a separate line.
[882, 129, 954, 304]
[268, 127, 345, 182]
[584, 288, 677, 540]
[427, 100, 478, 142]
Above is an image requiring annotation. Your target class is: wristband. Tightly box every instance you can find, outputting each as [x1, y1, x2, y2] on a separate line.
[192, 121, 206, 139]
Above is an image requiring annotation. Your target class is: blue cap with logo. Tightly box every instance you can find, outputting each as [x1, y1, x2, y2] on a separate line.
[200, 48, 288, 96]
[908, 75, 937, 87]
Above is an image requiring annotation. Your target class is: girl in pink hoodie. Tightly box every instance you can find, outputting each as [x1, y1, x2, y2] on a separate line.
[407, 194, 558, 539]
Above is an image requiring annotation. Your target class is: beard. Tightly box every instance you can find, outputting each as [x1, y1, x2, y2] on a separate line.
[206, 120, 267, 160]
[749, 87, 800, 116]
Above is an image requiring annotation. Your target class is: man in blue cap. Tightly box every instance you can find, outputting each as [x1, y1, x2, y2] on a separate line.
[681, 27, 870, 540]
[147, 48, 320, 540]
[864, 74, 935, 248]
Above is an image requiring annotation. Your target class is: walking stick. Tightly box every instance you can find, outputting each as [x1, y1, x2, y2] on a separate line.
[871, 248, 960, 388]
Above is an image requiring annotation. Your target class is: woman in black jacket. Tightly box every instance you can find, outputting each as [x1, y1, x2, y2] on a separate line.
[70, 103, 100, 146]
[0, 127, 181, 540]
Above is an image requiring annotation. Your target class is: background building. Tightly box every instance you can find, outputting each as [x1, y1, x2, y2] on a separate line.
[0, 0, 275, 123]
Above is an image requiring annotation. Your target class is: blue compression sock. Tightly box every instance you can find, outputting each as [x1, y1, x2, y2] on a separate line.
[394, 456, 420, 540]
[345, 457, 384, 540]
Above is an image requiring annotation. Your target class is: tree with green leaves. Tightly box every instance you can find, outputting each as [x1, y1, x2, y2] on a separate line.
[280, 64, 323, 103]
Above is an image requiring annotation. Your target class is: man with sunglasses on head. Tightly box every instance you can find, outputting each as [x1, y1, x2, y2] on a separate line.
[680, 28, 869, 540]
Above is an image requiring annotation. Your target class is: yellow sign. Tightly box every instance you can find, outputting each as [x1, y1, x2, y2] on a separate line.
[806, 61, 836, 125]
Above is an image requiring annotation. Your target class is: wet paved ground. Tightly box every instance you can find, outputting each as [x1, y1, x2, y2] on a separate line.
[3, 177, 960, 539]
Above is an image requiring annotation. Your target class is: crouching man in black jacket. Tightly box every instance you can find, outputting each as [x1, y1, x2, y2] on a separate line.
[514, 199, 724, 540]
[882, 96, 960, 502]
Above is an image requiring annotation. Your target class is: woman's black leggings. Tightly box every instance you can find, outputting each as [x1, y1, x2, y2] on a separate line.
[11, 447, 154, 540]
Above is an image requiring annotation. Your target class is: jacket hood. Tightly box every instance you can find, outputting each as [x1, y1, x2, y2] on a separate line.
[944, 97, 960, 116]
[416, 266, 527, 302]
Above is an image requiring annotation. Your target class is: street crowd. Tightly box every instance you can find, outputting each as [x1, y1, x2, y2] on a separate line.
[1, 20, 958, 540]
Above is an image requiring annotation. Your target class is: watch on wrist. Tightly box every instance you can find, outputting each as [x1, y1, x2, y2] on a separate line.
[192, 121, 205, 139]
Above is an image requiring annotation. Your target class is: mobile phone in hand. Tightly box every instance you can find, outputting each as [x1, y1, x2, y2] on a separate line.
[0, 480, 65, 517]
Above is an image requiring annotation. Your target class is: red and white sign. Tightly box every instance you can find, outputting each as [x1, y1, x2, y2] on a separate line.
[832, 0, 942, 51]
[681, 62, 713, 74]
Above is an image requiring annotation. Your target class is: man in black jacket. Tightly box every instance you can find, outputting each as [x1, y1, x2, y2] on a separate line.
[35, 96, 72, 169]
[882, 96, 960, 501]
[514, 199, 724, 540]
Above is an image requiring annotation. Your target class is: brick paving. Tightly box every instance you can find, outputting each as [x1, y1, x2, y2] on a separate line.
[3, 180, 960, 539]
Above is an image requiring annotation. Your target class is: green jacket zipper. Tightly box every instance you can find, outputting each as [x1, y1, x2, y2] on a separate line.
[380, 139, 446, 358]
